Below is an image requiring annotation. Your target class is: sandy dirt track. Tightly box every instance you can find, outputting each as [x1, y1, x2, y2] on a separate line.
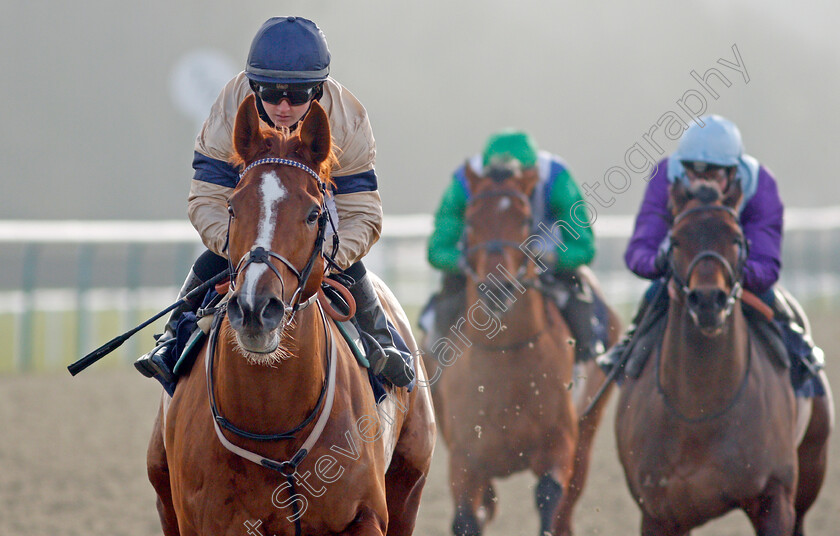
[1, 312, 837, 536]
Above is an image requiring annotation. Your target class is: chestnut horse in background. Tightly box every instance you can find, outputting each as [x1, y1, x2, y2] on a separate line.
[147, 96, 435, 535]
[615, 181, 833, 536]
[425, 165, 621, 536]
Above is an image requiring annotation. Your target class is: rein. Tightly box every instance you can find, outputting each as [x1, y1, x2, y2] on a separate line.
[207, 156, 341, 535]
[656, 335, 752, 423]
[461, 188, 536, 290]
[205, 301, 337, 536]
[460, 185, 550, 349]
[658, 203, 752, 423]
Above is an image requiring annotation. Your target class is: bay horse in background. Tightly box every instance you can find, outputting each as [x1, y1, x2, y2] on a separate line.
[147, 96, 435, 535]
[615, 180, 833, 536]
[424, 164, 621, 536]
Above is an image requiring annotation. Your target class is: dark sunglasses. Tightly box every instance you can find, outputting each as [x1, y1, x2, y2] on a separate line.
[681, 161, 731, 174]
[252, 83, 318, 106]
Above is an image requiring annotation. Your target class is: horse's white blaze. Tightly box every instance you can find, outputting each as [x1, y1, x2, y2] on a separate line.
[497, 196, 512, 211]
[241, 171, 286, 309]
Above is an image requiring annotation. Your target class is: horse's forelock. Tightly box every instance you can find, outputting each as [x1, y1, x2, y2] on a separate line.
[230, 127, 336, 188]
[687, 183, 722, 205]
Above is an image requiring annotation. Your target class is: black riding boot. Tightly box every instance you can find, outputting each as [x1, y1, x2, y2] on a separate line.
[350, 273, 415, 387]
[769, 290, 825, 377]
[560, 279, 602, 363]
[134, 269, 205, 383]
[434, 273, 467, 336]
[596, 293, 651, 375]
[596, 281, 668, 376]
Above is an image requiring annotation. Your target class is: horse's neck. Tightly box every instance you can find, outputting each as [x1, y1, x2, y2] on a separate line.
[214, 306, 327, 432]
[464, 285, 546, 345]
[660, 300, 749, 409]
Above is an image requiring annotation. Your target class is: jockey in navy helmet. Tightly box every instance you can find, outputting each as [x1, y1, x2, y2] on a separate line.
[135, 17, 414, 391]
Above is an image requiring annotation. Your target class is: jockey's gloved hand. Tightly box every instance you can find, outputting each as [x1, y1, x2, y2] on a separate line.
[654, 237, 672, 276]
[457, 255, 471, 275]
[538, 250, 558, 274]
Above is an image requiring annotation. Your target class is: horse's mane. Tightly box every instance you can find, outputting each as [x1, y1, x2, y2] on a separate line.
[230, 124, 338, 187]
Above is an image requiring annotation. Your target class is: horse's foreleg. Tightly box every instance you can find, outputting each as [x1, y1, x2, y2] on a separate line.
[147, 401, 180, 536]
[794, 374, 833, 535]
[449, 456, 492, 536]
[384, 451, 427, 536]
[743, 479, 796, 536]
[530, 427, 575, 536]
[553, 361, 614, 536]
[640, 514, 686, 536]
[534, 473, 564, 536]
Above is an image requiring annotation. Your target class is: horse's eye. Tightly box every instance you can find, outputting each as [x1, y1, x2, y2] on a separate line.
[307, 208, 320, 224]
[227, 205, 235, 219]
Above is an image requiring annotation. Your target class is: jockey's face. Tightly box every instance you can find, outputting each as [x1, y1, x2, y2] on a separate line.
[683, 161, 736, 191]
[261, 98, 313, 129]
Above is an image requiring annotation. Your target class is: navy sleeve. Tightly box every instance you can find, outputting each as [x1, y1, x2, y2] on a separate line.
[333, 169, 378, 194]
[192, 151, 240, 188]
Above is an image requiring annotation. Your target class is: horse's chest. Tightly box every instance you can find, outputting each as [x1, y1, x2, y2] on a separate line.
[167, 385, 386, 534]
[631, 422, 795, 515]
[444, 361, 570, 455]
[181, 448, 382, 535]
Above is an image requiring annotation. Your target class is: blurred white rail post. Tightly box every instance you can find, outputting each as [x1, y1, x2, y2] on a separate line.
[0, 221, 203, 371]
[1, 207, 839, 372]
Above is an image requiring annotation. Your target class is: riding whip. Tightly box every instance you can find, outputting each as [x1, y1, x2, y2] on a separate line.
[580, 279, 669, 417]
[67, 269, 230, 376]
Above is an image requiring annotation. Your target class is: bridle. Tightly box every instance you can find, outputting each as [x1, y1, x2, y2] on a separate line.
[227, 157, 339, 324]
[460, 188, 536, 288]
[208, 156, 341, 536]
[668, 204, 748, 320]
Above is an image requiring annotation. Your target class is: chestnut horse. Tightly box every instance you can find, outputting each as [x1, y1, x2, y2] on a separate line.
[424, 165, 621, 536]
[147, 96, 435, 535]
[615, 181, 833, 535]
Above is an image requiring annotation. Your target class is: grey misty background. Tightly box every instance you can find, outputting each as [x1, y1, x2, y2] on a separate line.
[2, 0, 839, 222]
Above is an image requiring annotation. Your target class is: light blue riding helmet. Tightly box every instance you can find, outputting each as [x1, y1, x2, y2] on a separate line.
[667, 115, 759, 205]
[674, 114, 743, 166]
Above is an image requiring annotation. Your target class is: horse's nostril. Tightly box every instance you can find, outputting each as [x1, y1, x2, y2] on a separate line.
[228, 295, 243, 327]
[687, 291, 701, 309]
[261, 297, 286, 329]
[688, 288, 729, 311]
[715, 289, 729, 309]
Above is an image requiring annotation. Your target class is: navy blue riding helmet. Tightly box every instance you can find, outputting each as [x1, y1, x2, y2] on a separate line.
[246, 16, 330, 84]
[246, 16, 331, 124]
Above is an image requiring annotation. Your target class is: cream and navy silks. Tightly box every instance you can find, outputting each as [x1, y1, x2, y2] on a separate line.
[188, 72, 382, 269]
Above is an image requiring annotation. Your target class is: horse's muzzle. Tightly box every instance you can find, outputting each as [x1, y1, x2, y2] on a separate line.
[686, 287, 730, 334]
[227, 292, 287, 352]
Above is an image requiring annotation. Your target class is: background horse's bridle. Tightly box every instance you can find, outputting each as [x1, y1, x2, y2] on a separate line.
[668, 204, 749, 319]
[461, 188, 536, 288]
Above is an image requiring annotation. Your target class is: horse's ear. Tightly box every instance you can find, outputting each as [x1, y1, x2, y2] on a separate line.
[669, 180, 691, 217]
[464, 161, 483, 193]
[519, 167, 539, 197]
[233, 95, 268, 163]
[722, 178, 743, 211]
[299, 101, 331, 166]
